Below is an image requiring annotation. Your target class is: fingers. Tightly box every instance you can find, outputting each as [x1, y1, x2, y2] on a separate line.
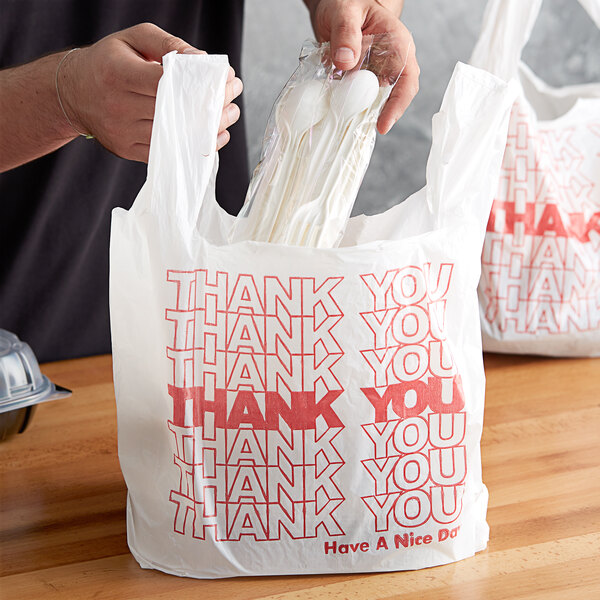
[76, 22, 242, 161]
[121, 59, 164, 96]
[127, 98, 239, 157]
[224, 76, 243, 107]
[309, 1, 419, 129]
[117, 22, 204, 96]
[377, 39, 419, 135]
[329, 3, 365, 70]
[217, 73, 242, 150]
[216, 130, 230, 151]
[219, 103, 240, 135]
[220, 71, 243, 136]
[181, 48, 207, 56]
[120, 22, 198, 62]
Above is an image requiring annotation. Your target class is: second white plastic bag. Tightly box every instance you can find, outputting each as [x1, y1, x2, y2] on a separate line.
[471, 0, 600, 356]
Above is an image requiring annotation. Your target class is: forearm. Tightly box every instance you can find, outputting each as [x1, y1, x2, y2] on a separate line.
[303, 0, 405, 17]
[0, 52, 77, 173]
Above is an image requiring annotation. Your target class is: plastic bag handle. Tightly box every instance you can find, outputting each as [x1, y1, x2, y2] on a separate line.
[425, 63, 517, 236]
[470, 0, 600, 80]
[131, 52, 230, 234]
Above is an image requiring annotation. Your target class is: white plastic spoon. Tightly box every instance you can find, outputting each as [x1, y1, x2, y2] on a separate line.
[244, 80, 329, 242]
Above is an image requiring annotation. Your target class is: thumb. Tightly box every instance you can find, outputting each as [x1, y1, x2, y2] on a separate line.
[329, 5, 364, 70]
[121, 22, 201, 62]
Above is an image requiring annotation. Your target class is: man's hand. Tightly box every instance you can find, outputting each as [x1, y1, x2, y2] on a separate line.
[60, 23, 243, 161]
[304, 0, 419, 134]
[0, 23, 242, 172]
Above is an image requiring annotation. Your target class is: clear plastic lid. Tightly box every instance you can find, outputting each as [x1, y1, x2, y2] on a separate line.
[0, 329, 70, 414]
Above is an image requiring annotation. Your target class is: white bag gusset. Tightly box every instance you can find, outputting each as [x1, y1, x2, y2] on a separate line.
[471, 0, 600, 356]
[110, 52, 515, 578]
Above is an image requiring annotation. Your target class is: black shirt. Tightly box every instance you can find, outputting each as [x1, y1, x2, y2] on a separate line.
[0, 0, 248, 362]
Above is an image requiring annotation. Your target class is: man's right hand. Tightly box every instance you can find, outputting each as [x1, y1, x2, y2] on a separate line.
[58, 23, 243, 162]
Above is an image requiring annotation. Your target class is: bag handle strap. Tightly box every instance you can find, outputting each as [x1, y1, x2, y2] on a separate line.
[426, 63, 516, 235]
[132, 52, 230, 234]
[470, 0, 600, 80]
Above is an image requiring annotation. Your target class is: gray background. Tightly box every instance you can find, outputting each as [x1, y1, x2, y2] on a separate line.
[241, 0, 599, 215]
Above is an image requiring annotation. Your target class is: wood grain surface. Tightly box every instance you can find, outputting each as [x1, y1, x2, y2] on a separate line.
[1, 353, 599, 599]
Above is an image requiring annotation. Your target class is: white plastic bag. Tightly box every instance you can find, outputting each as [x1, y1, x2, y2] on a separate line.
[471, 0, 600, 356]
[110, 52, 515, 578]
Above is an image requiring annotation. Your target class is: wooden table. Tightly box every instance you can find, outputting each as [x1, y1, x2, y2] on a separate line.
[1, 354, 599, 599]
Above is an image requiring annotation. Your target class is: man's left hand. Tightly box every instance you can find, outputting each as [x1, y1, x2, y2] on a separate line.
[305, 0, 419, 134]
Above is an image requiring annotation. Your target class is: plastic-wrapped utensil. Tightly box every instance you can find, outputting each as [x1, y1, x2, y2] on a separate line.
[231, 34, 407, 248]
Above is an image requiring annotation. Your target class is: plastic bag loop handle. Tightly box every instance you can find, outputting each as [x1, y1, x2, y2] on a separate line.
[133, 52, 230, 234]
[470, 0, 600, 81]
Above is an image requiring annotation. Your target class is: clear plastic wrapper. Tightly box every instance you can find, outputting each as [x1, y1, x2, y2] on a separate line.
[231, 34, 407, 247]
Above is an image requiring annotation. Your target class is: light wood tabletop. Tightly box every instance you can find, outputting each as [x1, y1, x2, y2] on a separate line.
[1, 353, 598, 599]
